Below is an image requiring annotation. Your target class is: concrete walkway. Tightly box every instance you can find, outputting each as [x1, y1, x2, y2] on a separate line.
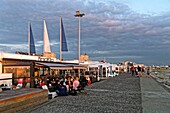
[140, 74, 170, 113]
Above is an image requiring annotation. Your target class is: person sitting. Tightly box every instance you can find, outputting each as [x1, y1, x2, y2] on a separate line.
[16, 78, 23, 88]
[60, 75, 67, 86]
[85, 75, 91, 86]
[79, 75, 88, 90]
[34, 78, 40, 88]
[66, 76, 73, 94]
[55, 79, 60, 92]
[57, 81, 68, 96]
[71, 77, 80, 95]
[73, 77, 80, 90]
[39, 78, 45, 87]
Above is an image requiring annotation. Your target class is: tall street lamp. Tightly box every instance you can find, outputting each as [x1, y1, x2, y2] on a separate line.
[74, 11, 85, 61]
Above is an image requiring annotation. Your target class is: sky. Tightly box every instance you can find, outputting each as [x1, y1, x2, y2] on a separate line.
[0, 0, 170, 66]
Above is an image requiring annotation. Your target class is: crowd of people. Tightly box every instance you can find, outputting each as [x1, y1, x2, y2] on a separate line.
[34, 75, 92, 96]
[130, 65, 150, 78]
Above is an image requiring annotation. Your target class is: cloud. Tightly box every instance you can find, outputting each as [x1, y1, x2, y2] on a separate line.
[98, 20, 121, 27]
[92, 50, 111, 54]
[0, 43, 27, 52]
[0, 0, 170, 65]
[93, 55, 142, 59]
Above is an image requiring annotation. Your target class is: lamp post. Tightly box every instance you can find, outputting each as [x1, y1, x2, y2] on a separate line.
[74, 11, 85, 61]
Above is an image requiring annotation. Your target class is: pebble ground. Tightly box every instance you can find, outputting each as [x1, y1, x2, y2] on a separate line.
[22, 74, 142, 113]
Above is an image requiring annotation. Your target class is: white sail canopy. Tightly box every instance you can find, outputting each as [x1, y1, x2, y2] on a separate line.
[43, 20, 51, 52]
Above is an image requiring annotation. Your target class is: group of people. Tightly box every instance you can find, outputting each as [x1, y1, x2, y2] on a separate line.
[131, 66, 142, 76]
[131, 66, 150, 77]
[35, 75, 91, 96]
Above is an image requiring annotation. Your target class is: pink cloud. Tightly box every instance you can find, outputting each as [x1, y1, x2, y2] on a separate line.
[98, 19, 121, 27]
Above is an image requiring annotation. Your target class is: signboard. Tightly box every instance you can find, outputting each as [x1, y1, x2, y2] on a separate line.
[38, 57, 54, 62]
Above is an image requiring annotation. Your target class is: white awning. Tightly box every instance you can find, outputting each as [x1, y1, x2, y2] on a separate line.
[73, 65, 87, 69]
[36, 62, 81, 70]
[88, 64, 99, 68]
[50, 67, 72, 70]
[36, 62, 69, 67]
[36, 62, 75, 70]
[36, 62, 87, 70]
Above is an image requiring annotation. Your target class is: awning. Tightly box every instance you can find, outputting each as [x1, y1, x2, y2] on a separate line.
[4, 66, 30, 68]
[88, 64, 99, 68]
[36, 62, 68, 67]
[35, 62, 87, 70]
[50, 67, 72, 70]
[73, 65, 87, 69]
[36, 62, 73, 70]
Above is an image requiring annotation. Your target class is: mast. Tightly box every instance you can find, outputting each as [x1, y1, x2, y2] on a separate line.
[60, 17, 62, 60]
[28, 21, 30, 55]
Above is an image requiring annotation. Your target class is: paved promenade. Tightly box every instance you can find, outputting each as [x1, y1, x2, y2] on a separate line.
[140, 74, 170, 113]
[23, 74, 142, 113]
[20, 73, 170, 113]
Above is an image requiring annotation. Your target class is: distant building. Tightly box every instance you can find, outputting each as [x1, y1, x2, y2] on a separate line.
[80, 53, 89, 62]
[43, 52, 56, 58]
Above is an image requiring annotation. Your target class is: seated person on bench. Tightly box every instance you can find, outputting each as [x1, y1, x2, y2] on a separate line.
[56, 81, 68, 96]
[71, 77, 80, 95]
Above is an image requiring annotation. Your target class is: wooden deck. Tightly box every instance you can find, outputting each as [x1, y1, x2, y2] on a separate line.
[0, 88, 48, 113]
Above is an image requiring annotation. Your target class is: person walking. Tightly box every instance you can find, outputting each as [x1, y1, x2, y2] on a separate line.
[137, 66, 142, 77]
[146, 68, 150, 78]
[131, 66, 135, 76]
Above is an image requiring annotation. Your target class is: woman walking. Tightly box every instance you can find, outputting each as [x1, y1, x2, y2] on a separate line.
[146, 68, 150, 78]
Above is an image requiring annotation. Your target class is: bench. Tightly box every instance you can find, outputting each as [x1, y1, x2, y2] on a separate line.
[42, 85, 57, 99]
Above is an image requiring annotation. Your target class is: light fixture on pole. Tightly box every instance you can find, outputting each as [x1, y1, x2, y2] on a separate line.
[74, 11, 85, 61]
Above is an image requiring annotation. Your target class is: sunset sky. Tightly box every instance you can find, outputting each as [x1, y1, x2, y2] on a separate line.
[0, 0, 170, 65]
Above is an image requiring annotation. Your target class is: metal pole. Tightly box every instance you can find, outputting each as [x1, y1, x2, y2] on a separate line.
[28, 21, 30, 55]
[60, 17, 62, 60]
[78, 16, 80, 61]
[74, 11, 85, 61]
